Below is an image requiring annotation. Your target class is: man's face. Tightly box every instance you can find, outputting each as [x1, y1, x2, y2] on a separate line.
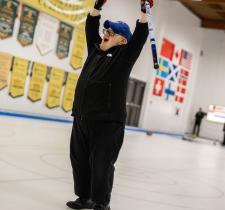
[100, 28, 128, 51]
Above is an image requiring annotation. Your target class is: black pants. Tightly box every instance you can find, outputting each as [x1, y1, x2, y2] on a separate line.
[193, 122, 201, 136]
[70, 117, 125, 206]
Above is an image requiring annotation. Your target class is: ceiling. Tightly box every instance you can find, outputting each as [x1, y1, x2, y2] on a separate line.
[177, 0, 225, 30]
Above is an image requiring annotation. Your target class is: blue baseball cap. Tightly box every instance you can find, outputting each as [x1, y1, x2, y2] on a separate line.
[103, 20, 132, 42]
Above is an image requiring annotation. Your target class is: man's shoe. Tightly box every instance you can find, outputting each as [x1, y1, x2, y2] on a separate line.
[66, 198, 95, 209]
[94, 204, 110, 210]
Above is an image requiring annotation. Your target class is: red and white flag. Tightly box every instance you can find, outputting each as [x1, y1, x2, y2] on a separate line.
[175, 95, 184, 104]
[153, 78, 165, 96]
[177, 86, 186, 94]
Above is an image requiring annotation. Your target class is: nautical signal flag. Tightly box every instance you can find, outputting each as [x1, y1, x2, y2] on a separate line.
[179, 49, 192, 69]
[168, 64, 179, 82]
[177, 86, 186, 94]
[175, 95, 184, 104]
[153, 77, 165, 96]
[158, 58, 169, 78]
[180, 68, 189, 77]
[178, 68, 189, 87]
[160, 38, 175, 61]
[178, 78, 187, 86]
[165, 83, 175, 101]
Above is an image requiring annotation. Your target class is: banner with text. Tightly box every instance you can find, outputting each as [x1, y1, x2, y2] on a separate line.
[28, 63, 47, 102]
[70, 23, 86, 70]
[21, 0, 94, 26]
[9, 57, 29, 98]
[0, 52, 13, 90]
[62, 72, 79, 112]
[18, 4, 39, 46]
[46, 68, 64, 108]
[56, 22, 74, 59]
[0, 0, 19, 39]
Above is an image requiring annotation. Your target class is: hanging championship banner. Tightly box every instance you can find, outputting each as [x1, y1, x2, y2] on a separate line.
[36, 13, 59, 56]
[21, 0, 94, 26]
[18, 5, 39, 46]
[9, 57, 29, 98]
[46, 68, 64, 108]
[62, 72, 79, 112]
[0, 0, 19, 39]
[0, 52, 13, 90]
[70, 23, 86, 70]
[56, 22, 74, 59]
[28, 63, 47, 102]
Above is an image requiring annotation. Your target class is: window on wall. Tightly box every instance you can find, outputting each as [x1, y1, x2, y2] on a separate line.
[126, 78, 146, 127]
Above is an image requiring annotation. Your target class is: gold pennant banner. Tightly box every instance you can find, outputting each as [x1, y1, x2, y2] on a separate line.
[28, 63, 47, 102]
[62, 72, 79, 112]
[70, 23, 86, 70]
[9, 57, 29, 98]
[46, 67, 64, 108]
[0, 52, 13, 90]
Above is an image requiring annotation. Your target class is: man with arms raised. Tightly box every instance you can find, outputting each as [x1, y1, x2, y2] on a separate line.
[67, 1, 154, 210]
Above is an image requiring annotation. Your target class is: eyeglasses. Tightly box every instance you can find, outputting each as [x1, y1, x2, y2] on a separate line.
[102, 28, 119, 37]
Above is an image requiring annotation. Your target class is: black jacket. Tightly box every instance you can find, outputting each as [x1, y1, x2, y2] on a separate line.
[195, 111, 206, 124]
[72, 14, 149, 122]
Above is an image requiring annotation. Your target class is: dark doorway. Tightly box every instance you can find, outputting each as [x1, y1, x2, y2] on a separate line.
[126, 78, 146, 127]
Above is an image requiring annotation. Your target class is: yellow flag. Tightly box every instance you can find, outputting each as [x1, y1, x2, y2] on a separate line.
[46, 68, 64, 108]
[9, 57, 29, 98]
[62, 72, 79, 112]
[28, 63, 47, 102]
[0, 52, 13, 90]
[70, 23, 86, 70]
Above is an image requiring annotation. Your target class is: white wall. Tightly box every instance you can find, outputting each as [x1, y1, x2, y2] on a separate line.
[187, 29, 225, 140]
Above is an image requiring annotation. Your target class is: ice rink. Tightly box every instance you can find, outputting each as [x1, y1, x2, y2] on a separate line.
[0, 116, 225, 210]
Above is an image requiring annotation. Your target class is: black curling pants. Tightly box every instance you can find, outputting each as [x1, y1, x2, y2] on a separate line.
[193, 122, 201, 136]
[70, 117, 125, 206]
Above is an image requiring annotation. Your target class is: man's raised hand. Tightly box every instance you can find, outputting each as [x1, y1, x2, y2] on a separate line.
[141, 0, 154, 13]
[94, 0, 108, 10]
